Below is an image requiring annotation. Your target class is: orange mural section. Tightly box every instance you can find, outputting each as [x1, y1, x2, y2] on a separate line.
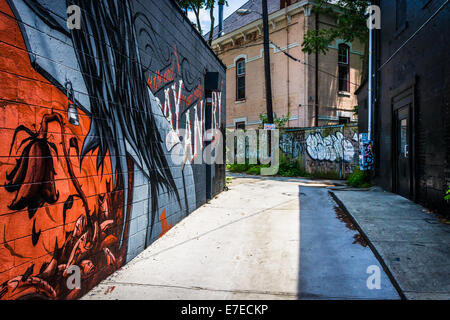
[158, 209, 173, 239]
[0, 0, 131, 299]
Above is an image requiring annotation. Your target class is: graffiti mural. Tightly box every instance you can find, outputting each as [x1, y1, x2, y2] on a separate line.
[359, 133, 375, 171]
[0, 0, 224, 300]
[280, 134, 303, 159]
[280, 125, 359, 178]
[306, 132, 355, 163]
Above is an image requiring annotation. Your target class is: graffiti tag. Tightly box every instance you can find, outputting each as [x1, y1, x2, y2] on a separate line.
[306, 132, 355, 163]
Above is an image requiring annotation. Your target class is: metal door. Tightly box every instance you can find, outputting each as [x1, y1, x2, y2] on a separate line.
[395, 106, 411, 198]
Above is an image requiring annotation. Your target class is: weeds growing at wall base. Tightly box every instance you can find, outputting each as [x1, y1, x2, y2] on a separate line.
[347, 167, 372, 188]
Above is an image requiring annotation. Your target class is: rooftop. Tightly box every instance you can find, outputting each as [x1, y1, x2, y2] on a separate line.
[204, 0, 283, 42]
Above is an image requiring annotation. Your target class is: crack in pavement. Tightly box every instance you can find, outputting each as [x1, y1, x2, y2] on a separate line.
[95, 281, 380, 300]
[98, 281, 299, 298]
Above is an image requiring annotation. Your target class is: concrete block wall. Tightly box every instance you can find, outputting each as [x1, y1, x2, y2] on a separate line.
[0, 0, 225, 300]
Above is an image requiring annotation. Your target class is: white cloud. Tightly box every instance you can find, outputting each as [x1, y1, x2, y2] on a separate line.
[188, 8, 211, 33]
[224, 0, 248, 20]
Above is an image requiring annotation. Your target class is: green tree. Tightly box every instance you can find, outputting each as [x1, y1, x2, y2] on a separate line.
[178, 0, 227, 41]
[178, 0, 205, 34]
[301, 0, 371, 80]
[258, 113, 290, 129]
[206, 0, 227, 46]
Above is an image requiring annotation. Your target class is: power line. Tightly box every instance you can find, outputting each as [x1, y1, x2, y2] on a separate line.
[217, 38, 362, 88]
[269, 40, 362, 88]
[378, 0, 449, 70]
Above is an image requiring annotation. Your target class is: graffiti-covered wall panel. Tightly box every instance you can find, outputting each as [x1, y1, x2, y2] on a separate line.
[0, 0, 225, 300]
[280, 125, 359, 179]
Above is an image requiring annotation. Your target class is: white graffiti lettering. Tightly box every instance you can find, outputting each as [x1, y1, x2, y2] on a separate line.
[306, 132, 355, 162]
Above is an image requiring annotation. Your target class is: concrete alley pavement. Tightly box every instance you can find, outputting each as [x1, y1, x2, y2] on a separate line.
[83, 174, 399, 300]
[331, 188, 450, 300]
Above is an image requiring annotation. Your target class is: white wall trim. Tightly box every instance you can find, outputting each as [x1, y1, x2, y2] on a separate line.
[319, 115, 339, 121]
[247, 120, 262, 126]
[234, 117, 248, 124]
[328, 39, 364, 56]
[226, 117, 248, 128]
[233, 54, 248, 66]
[337, 111, 355, 119]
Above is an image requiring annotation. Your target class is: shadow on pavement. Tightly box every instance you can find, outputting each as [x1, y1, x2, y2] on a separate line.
[297, 185, 400, 300]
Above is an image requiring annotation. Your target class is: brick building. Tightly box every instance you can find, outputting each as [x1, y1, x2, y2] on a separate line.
[207, 0, 364, 129]
[357, 0, 450, 215]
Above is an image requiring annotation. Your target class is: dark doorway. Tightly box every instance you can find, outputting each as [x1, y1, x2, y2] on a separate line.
[394, 105, 411, 199]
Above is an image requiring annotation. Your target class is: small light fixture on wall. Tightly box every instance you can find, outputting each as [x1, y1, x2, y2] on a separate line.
[66, 81, 80, 126]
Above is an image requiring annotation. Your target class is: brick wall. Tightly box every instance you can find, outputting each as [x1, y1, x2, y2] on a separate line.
[375, 0, 449, 215]
[0, 0, 225, 300]
[216, 8, 362, 130]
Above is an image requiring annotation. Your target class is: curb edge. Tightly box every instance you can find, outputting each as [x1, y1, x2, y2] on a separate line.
[328, 190, 407, 301]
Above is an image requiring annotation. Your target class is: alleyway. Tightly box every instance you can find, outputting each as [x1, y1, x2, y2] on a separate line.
[83, 175, 399, 300]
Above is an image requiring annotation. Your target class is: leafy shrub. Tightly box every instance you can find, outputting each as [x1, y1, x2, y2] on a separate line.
[228, 153, 312, 178]
[445, 186, 450, 201]
[277, 154, 310, 177]
[226, 163, 250, 173]
[227, 163, 269, 175]
[244, 164, 271, 175]
[278, 162, 301, 177]
[246, 167, 259, 175]
[347, 167, 372, 188]
[258, 113, 290, 129]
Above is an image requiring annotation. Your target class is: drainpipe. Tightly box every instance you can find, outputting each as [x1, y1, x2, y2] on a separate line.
[286, 11, 290, 126]
[218, 0, 224, 37]
[314, 11, 319, 127]
[368, 4, 374, 141]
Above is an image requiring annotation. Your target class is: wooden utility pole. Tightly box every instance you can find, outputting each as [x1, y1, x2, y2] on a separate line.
[262, 0, 274, 125]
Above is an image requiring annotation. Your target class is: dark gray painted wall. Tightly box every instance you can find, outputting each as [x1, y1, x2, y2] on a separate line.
[370, 0, 449, 215]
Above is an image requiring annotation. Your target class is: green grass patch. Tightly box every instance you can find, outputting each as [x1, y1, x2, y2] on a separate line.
[226, 163, 270, 175]
[347, 167, 372, 188]
[226, 163, 250, 173]
[278, 161, 310, 177]
[310, 171, 341, 180]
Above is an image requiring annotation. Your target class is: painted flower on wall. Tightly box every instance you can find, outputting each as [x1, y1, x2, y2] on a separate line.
[5, 126, 59, 219]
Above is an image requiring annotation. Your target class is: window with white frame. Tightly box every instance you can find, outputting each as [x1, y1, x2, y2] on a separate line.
[236, 58, 246, 101]
[338, 44, 350, 93]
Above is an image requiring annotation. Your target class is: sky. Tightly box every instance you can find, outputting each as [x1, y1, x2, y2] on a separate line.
[187, 0, 248, 35]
